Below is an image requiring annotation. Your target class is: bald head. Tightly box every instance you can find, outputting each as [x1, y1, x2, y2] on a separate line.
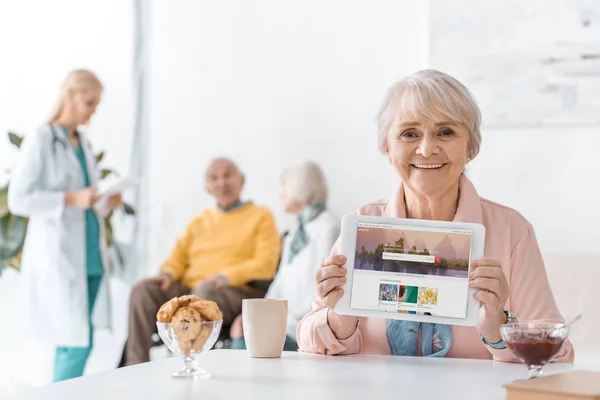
[205, 158, 245, 208]
[205, 158, 241, 178]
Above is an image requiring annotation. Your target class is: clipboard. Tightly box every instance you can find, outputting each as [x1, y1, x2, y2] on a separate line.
[97, 176, 138, 199]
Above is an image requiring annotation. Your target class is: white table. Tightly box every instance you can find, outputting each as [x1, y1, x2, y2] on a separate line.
[9, 350, 598, 399]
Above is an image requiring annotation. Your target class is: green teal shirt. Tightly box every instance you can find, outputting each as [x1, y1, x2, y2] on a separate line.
[61, 126, 104, 277]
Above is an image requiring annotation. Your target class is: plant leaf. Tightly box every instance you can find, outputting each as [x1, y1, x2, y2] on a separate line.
[0, 185, 8, 218]
[96, 152, 105, 163]
[111, 242, 125, 266]
[104, 217, 114, 247]
[101, 169, 113, 179]
[0, 213, 28, 263]
[122, 202, 136, 215]
[7, 132, 23, 148]
[3, 253, 22, 272]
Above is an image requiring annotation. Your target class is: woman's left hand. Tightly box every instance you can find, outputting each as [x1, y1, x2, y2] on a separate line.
[107, 193, 122, 211]
[469, 258, 509, 343]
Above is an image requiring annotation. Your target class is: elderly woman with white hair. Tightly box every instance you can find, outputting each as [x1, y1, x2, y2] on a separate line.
[296, 70, 574, 362]
[230, 161, 340, 351]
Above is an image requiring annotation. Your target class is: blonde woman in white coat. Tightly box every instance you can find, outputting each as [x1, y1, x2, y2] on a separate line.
[229, 161, 340, 350]
[8, 69, 121, 381]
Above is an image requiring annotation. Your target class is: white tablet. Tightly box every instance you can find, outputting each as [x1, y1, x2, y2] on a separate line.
[335, 214, 485, 326]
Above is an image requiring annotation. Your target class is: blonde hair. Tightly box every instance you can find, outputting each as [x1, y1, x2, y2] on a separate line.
[376, 69, 482, 160]
[282, 161, 328, 206]
[47, 69, 103, 124]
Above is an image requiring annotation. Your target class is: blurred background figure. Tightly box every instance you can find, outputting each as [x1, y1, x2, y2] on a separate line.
[229, 161, 339, 351]
[8, 69, 122, 382]
[123, 158, 281, 366]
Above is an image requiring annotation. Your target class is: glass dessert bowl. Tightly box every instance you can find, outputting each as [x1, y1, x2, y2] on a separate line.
[156, 320, 222, 379]
[500, 322, 569, 379]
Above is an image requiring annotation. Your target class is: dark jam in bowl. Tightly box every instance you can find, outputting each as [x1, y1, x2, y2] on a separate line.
[505, 336, 566, 366]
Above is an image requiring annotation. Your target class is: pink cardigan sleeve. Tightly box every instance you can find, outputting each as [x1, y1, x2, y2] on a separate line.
[486, 223, 574, 363]
[296, 238, 363, 355]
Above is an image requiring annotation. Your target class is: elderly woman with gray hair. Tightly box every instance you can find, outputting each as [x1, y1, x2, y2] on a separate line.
[297, 70, 574, 362]
[230, 161, 340, 351]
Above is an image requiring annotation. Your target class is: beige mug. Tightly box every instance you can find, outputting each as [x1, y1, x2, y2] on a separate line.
[242, 299, 288, 358]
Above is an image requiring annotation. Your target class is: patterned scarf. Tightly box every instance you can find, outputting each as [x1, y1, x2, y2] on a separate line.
[287, 203, 326, 264]
[387, 320, 452, 357]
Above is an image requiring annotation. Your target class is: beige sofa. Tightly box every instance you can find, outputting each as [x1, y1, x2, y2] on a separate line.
[543, 252, 600, 363]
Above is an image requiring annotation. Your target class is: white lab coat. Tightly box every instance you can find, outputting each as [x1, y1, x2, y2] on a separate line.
[8, 125, 111, 347]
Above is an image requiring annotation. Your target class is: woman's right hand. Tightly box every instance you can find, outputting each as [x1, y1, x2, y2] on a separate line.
[230, 314, 244, 339]
[316, 254, 359, 339]
[65, 188, 98, 209]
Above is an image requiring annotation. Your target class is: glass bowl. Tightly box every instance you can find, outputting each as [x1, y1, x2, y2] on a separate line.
[500, 322, 569, 379]
[156, 320, 222, 379]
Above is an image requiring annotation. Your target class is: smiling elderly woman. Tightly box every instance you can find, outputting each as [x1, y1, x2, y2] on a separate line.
[296, 69, 574, 362]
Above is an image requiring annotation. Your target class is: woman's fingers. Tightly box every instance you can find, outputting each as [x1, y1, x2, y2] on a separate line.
[315, 264, 346, 284]
[471, 258, 501, 268]
[469, 259, 509, 311]
[317, 276, 347, 299]
[314, 254, 348, 308]
[469, 277, 503, 295]
[322, 254, 346, 267]
[470, 266, 505, 281]
[474, 289, 502, 313]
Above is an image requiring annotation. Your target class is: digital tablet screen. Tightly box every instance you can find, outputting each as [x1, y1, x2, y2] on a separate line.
[350, 222, 472, 319]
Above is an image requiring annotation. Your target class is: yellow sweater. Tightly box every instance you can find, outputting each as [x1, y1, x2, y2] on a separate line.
[161, 203, 281, 288]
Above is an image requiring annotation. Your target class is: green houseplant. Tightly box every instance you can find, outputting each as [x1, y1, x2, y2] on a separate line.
[0, 131, 136, 275]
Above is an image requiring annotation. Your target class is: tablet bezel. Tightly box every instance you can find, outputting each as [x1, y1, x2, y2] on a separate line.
[335, 214, 485, 327]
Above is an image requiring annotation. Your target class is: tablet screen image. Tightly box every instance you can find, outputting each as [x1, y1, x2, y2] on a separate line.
[350, 222, 472, 319]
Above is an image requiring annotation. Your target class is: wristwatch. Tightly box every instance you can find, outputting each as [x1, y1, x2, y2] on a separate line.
[504, 309, 519, 324]
[479, 310, 518, 349]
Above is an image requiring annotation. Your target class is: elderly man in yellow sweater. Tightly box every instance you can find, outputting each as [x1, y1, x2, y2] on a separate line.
[123, 158, 281, 365]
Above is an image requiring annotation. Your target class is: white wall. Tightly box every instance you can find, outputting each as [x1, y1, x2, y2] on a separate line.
[146, 0, 430, 271]
[146, 0, 599, 270]
[0, 0, 135, 181]
[0, 0, 134, 389]
[468, 126, 600, 254]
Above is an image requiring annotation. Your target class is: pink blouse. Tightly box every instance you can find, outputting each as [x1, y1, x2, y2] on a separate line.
[296, 175, 574, 363]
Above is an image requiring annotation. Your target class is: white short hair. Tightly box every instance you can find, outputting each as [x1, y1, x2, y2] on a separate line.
[376, 69, 482, 160]
[282, 161, 328, 206]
